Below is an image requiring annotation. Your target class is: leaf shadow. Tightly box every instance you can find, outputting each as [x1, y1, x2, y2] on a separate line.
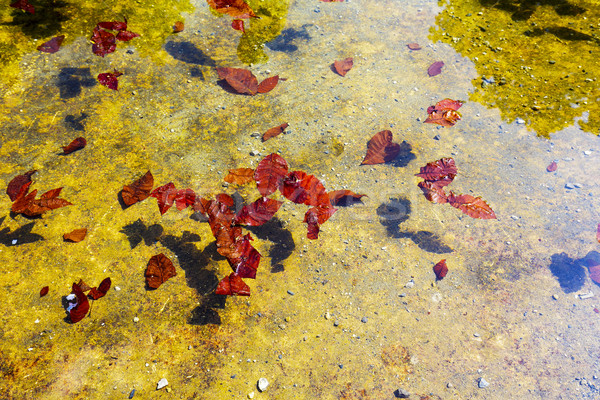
[0, 216, 44, 246]
[548, 251, 587, 293]
[246, 218, 295, 273]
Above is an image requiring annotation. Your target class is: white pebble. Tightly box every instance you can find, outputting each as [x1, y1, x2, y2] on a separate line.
[133, 317, 139, 323]
[248, 392, 255, 399]
[156, 378, 168, 390]
[257, 377, 269, 392]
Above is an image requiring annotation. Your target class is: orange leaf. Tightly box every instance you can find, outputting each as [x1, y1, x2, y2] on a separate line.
[447, 193, 496, 219]
[433, 259, 448, 280]
[215, 273, 250, 296]
[257, 75, 279, 93]
[121, 171, 154, 206]
[216, 67, 258, 95]
[224, 168, 255, 185]
[207, 0, 256, 18]
[407, 43, 421, 50]
[231, 19, 245, 32]
[173, 21, 184, 33]
[62, 137, 87, 154]
[360, 130, 400, 165]
[63, 228, 87, 242]
[262, 122, 288, 142]
[333, 57, 353, 77]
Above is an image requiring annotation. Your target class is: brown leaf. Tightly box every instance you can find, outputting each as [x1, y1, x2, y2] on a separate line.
[433, 259, 448, 280]
[207, 0, 256, 18]
[360, 130, 401, 165]
[37, 35, 65, 53]
[69, 283, 89, 323]
[63, 228, 87, 242]
[76, 279, 92, 292]
[224, 168, 255, 185]
[328, 190, 367, 206]
[424, 109, 462, 127]
[40, 286, 49, 297]
[121, 171, 154, 206]
[145, 253, 177, 289]
[11, 187, 72, 217]
[427, 61, 444, 77]
[257, 75, 279, 94]
[415, 158, 457, 182]
[407, 42, 421, 50]
[173, 21, 184, 33]
[235, 197, 283, 226]
[417, 181, 448, 204]
[333, 57, 353, 77]
[254, 153, 289, 196]
[216, 67, 258, 95]
[447, 192, 496, 219]
[62, 137, 87, 154]
[262, 123, 288, 142]
[6, 170, 36, 201]
[89, 277, 111, 300]
[215, 273, 250, 296]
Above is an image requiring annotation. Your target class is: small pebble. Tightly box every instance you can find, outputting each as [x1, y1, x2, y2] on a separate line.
[333, 320, 339, 327]
[248, 392, 255, 399]
[129, 389, 136, 399]
[257, 377, 269, 392]
[287, 290, 295, 295]
[11, 239, 17, 245]
[552, 294, 559, 300]
[133, 317, 139, 323]
[478, 377, 489, 388]
[515, 117, 525, 124]
[250, 150, 259, 156]
[433, 134, 441, 140]
[405, 279, 415, 288]
[361, 317, 368, 323]
[156, 378, 168, 390]
[447, 382, 454, 388]
[579, 292, 594, 299]
[565, 183, 576, 189]
[395, 388, 410, 398]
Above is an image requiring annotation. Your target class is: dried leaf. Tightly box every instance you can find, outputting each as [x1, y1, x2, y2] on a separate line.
[227, 234, 261, 279]
[254, 153, 289, 196]
[63, 228, 87, 242]
[175, 188, 196, 211]
[417, 181, 448, 204]
[427, 61, 444, 77]
[361, 130, 401, 165]
[150, 182, 177, 215]
[231, 19, 245, 32]
[98, 70, 123, 90]
[262, 122, 288, 142]
[145, 253, 177, 289]
[447, 192, 496, 219]
[121, 171, 154, 206]
[11, 187, 72, 217]
[236, 197, 282, 226]
[328, 190, 367, 206]
[407, 43, 421, 50]
[40, 286, 49, 297]
[216, 67, 258, 95]
[89, 277, 111, 300]
[415, 158, 457, 182]
[207, 0, 257, 18]
[433, 259, 448, 280]
[215, 273, 250, 296]
[77, 279, 92, 292]
[281, 171, 330, 207]
[69, 283, 89, 323]
[62, 137, 87, 154]
[224, 168, 255, 185]
[10, 0, 34, 13]
[547, 161, 558, 172]
[333, 57, 353, 77]
[6, 170, 36, 201]
[37, 35, 65, 53]
[257, 75, 279, 94]
[173, 21, 185, 33]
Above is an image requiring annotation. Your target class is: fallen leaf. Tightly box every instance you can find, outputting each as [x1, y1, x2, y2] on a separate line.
[433, 259, 448, 280]
[207, 0, 257, 18]
[447, 192, 496, 219]
[407, 43, 421, 50]
[6, 170, 36, 201]
[62, 137, 87, 154]
[217, 67, 258, 95]
[262, 122, 288, 142]
[304, 205, 337, 239]
[231, 19, 245, 32]
[173, 21, 185, 33]
[10, 0, 34, 13]
[257, 75, 279, 94]
[145, 253, 177, 289]
[427, 61, 444, 77]
[333, 57, 353, 77]
[415, 157, 457, 183]
[174, 188, 196, 211]
[37, 35, 65, 53]
[224, 168, 255, 185]
[281, 171, 330, 207]
[77, 279, 92, 292]
[89, 277, 111, 300]
[547, 161, 558, 172]
[417, 181, 448, 204]
[215, 273, 251, 296]
[91, 20, 139, 57]
[227, 233, 261, 279]
[63, 228, 87, 242]
[328, 190, 367, 206]
[121, 171, 154, 206]
[40, 286, 49, 297]
[428, 99, 463, 113]
[69, 283, 89, 323]
[11, 187, 72, 217]
[254, 153, 289, 196]
[98, 70, 123, 90]
[150, 182, 177, 215]
[425, 99, 463, 127]
[360, 130, 401, 165]
[116, 30, 139, 41]
[235, 197, 283, 226]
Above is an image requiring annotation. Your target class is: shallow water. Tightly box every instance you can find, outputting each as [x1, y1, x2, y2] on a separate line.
[2, 0, 600, 399]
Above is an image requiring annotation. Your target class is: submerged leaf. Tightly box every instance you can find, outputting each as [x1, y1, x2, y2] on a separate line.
[361, 130, 401, 165]
[333, 57, 353, 77]
[433, 259, 448, 280]
[262, 122, 288, 142]
[145, 253, 177, 289]
[224, 168, 255, 185]
[447, 192, 496, 219]
[69, 283, 89, 323]
[217, 67, 258, 95]
[427, 61, 444, 77]
[121, 171, 154, 206]
[254, 153, 289, 196]
[63, 228, 87, 242]
[150, 182, 177, 215]
[6, 170, 36, 201]
[328, 190, 367, 206]
[62, 137, 87, 154]
[89, 277, 111, 300]
[207, 0, 257, 18]
[236, 197, 282, 226]
[215, 273, 250, 296]
[37, 35, 65, 53]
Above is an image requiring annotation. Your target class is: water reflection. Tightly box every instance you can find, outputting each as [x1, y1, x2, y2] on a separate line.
[431, 0, 600, 137]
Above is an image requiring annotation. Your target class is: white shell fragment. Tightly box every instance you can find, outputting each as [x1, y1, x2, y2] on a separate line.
[257, 377, 269, 392]
[156, 378, 168, 390]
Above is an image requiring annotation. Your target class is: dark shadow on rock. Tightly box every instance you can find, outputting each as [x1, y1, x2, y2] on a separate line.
[377, 197, 452, 254]
[479, 0, 586, 21]
[6, 0, 68, 39]
[189, 294, 226, 325]
[164, 41, 216, 66]
[0, 216, 44, 246]
[549, 252, 586, 293]
[64, 113, 87, 131]
[120, 219, 164, 249]
[246, 218, 295, 272]
[189, 67, 205, 80]
[388, 141, 416, 168]
[266, 25, 311, 52]
[57, 67, 96, 99]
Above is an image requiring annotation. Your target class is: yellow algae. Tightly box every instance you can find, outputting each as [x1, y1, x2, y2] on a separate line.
[431, 0, 600, 137]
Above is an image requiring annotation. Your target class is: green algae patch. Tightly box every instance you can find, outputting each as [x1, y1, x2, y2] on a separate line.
[0, 0, 193, 90]
[431, 0, 600, 137]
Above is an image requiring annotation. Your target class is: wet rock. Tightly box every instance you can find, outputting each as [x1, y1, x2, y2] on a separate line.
[156, 378, 168, 390]
[394, 388, 410, 398]
[257, 377, 269, 392]
[478, 377, 489, 388]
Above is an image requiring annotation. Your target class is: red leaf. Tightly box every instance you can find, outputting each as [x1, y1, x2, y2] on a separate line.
[175, 188, 196, 210]
[91, 27, 116, 57]
[97, 21, 128, 31]
[254, 153, 289, 196]
[447, 192, 496, 219]
[236, 197, 282, 226]
[63, 228, 87, 242]
[121, 171, 154, 206]
[424, 109, 462, 127]
[116, 30, 140, 42]
[227, 234, 261, 279]
[98, 70, 123, 90]
[215, 273, 251, 296]
[590, 264, 600, 285]
[145, 253, 177, 289]
[262, 122, 288, 142]
[428, 99, 463, 112]
[207, 0, 257, 18]
[173, 21, 185, 33]
[224, 168, 255, 185]
[6, 170, 36, 201]
[328, 190, 367, 206]
[433, 259, 448, 280]
[10, 0, 34, 13]
[547, 161, 558, 172]
[281, 171, 330, 206]
[40, 286, 49, 297]
[303, 206, 337, 240]
[231, 19, 245, 32]
[360, 130, 401, 165]
[333, 57, 353, 77]
[69, 283, 90, 323]
[151, 182, 177, 214]
[415, 158, 457, 182]
[427, 61, 444, 77]
[417, 181, 448, 204]
[62, 137, 87, 154]
[257, 75, 279, 94]
[216, 67, 259, 95]
[11, 186, 72, 217]
[407, 43, 421, 50]
[37, 35, 65, 53]
[89, 277, 111, 300]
